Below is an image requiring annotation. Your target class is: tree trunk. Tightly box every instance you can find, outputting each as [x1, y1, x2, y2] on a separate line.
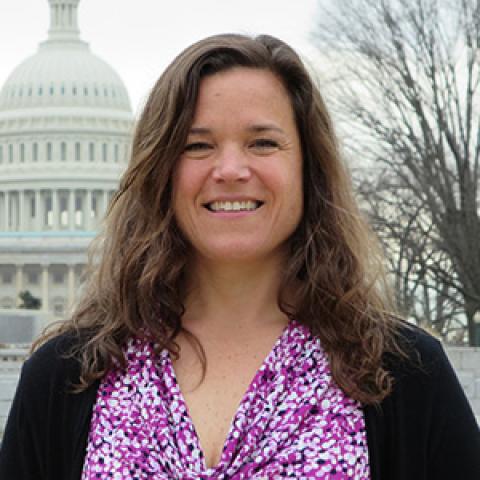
[465, 298, 480, 347]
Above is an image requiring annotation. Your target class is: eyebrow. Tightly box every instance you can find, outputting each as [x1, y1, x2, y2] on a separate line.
[247, 124, 285, 134]
[188, 124, 286, 135]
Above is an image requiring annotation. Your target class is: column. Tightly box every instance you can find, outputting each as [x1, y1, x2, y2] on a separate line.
[67, 264, 75, 308]
[41, 265, 49, 311]
[15, 264, 24, 307]
[103, 189, 109, 219]
[86, 189, 93, 231]
[11, 191, 18, 231]
[52, 189, 59, 230]
[2, 192, 8, 231]
[68, 190, 75, 230]
[35, 190, 43, 230]
[82, 190, 87, 230]
[18, 189, 25, 231]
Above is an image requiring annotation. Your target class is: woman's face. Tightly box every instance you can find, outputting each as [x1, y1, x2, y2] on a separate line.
[173, 67, 303, 266]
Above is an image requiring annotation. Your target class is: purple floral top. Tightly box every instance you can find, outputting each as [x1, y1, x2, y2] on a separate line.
[82, 320, 370, 479]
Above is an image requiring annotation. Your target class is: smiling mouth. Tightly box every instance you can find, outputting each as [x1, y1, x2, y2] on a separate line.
[204, 200, 264, 212]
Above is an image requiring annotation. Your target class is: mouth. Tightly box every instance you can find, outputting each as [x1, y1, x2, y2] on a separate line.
[203, 200, 264, 212]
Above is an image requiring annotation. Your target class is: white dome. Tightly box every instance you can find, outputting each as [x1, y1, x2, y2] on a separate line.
[0, 0, 133, 178]
[0, 42, 131, 112]
[0, 0, 131, 113]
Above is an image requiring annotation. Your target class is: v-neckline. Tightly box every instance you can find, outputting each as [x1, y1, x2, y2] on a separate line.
[164, 320, 294, 473]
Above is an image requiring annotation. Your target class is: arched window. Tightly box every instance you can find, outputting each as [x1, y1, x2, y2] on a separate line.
[8, 144, 13, 163]
[47, 142, 52, 161]
[20, 143, 25, 162]
[38, 86, 43, 96]
[102, 143, 107, 162]
[89, 142, 95, 162]
[75, 142, 81, 161]
[61, 85, 65, 95]
[72, 86, 77, 96]
[114, 144, 119, 163]
[33, 142, 38, 162]
[61, 142, 67, 161]
[49, 85, 54, 95]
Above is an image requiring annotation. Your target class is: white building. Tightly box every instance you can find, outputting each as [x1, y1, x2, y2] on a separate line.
[0, 0, 133, 320]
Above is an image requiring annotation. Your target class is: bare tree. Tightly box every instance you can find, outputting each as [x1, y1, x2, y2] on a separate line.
[313, 0, 480, 345]
[357, 170, 466, 341]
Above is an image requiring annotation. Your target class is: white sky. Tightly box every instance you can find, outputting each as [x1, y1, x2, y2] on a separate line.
[0, 0, 322, 114]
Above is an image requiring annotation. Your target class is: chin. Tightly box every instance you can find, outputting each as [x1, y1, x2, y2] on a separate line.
[198, 241, 287, 265]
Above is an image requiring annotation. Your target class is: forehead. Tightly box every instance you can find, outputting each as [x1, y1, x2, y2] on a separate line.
[192, 67, 295, 127]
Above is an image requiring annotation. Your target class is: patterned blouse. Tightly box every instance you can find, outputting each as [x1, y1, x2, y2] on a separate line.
[82, 320, 370, 479]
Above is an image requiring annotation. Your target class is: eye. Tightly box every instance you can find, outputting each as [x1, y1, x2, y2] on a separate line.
[182, 142, 214, 158]
[183, 142, 213, 152]
[250, 138, 280, 151]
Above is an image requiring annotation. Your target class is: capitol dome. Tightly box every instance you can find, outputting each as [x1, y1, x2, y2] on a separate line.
[0, 44, 131, 112]
[0, 0, 131, 114]
[0, 0, 134, 317]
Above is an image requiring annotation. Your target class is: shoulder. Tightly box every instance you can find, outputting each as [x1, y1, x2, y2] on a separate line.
[366, 323, 480, 478]
[21, 332, 85, 396]
[397, 322, 442, 352]
[384, 322, 478, 432]
[1, 333, 99, 479]
[378, 322, 472, 420]
[386, 323, 447, 379]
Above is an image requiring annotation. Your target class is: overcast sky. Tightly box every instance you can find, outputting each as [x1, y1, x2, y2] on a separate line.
[0, 0, 322, 114]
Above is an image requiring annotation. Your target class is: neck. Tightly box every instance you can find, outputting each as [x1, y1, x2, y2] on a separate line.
[182, 255, 289, 339]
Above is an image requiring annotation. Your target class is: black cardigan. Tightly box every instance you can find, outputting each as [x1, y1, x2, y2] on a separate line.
[0, 327, 479, 479]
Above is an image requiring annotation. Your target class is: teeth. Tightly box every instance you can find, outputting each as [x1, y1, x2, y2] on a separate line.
[208, 200, 260, 212]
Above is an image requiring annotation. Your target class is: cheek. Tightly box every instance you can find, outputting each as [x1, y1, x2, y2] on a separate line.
[172, 163, 212, 241]
[173, 162, 202, 209]
[286, 163, 304, 224]
[285, 160, 303, 204]
[172, 174, 191, 229]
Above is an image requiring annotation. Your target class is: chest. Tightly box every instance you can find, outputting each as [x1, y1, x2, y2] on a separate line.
[171, 339, 277, 469]
[83, 327, 372, 478]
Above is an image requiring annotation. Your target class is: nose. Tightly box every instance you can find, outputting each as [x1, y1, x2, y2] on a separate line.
[211, 145, 251, 183]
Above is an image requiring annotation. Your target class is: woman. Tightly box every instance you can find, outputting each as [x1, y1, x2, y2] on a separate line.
[0, 34, 478, 480]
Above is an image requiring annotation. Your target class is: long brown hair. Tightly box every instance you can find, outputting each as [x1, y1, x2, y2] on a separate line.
[34, 33, 407, 404]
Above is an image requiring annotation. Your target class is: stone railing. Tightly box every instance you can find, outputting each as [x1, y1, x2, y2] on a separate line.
[444, 346, 480, 422]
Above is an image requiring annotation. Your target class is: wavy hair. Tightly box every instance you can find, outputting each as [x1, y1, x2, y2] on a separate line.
[34, 33, 407, 404]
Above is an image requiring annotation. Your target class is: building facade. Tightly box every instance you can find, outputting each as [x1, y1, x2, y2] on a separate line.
[0, 0, 133, 320]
